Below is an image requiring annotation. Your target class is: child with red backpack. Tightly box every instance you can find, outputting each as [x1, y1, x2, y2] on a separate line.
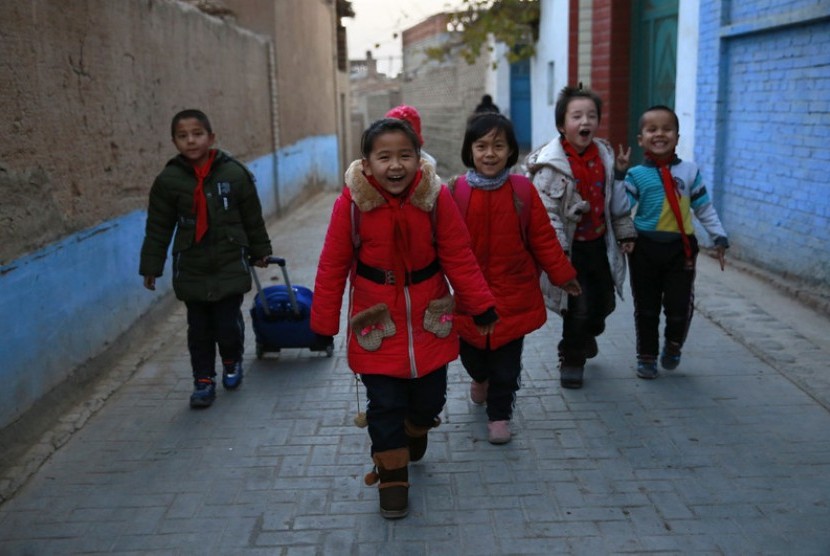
[450, 112, 581, 444]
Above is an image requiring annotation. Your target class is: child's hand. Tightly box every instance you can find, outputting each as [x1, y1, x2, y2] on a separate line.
[143, 275, 156, 291]
[560, 279, 582, 297]
[253, 256, 269, 268]
[616, 144, 631, 173]
[619, 240, 635, 254]
[716, 245, 726, 271]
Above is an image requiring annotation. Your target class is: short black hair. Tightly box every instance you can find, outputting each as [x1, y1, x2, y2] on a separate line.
[360, 118, 421, 159]
[554, 86, 602, 132]
[460, 112, 520, 169]
[638, 105, 680, 132]
[171, 109, 212, 137]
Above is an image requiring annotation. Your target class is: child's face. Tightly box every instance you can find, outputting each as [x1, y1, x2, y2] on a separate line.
[471, 128, 512, 178]
[637, 110, 679, 159]
[558, 98, 599, 153]
[361, 130, 420, 196]
[172, 117, 215, 166]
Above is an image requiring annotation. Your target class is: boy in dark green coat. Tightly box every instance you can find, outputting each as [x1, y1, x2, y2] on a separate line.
[140, 109, 272, 408]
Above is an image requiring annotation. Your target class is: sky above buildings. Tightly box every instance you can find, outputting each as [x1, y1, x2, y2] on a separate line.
[344, 0, 464, 76]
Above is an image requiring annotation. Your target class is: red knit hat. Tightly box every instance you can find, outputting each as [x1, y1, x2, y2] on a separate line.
[385, 105, 423, 146]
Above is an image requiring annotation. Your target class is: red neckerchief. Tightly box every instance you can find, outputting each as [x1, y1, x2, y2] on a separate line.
[561, 139, 606, 241]
[192, 149, 217, 243]
[646, 151, 692, 263]
[365, 170, 423, 291]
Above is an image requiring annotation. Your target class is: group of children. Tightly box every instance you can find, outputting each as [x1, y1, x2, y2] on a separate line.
[139, 87, 728, 520]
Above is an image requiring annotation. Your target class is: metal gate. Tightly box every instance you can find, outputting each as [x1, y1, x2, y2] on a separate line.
[628, 0, 679, 160]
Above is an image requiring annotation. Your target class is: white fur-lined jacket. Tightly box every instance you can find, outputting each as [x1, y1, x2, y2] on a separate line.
[524, 138, 636, 313]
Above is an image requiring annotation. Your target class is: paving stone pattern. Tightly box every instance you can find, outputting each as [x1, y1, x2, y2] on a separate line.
[1, 192, 829, 555]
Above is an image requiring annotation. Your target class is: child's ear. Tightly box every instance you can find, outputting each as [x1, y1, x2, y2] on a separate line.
[361, 158, 372, 176]
[208, 133, 216, 146]
[636, 134, 645, 148]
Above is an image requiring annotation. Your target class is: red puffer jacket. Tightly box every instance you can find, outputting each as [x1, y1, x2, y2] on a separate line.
[452, 175, 577, 350]
[311, 160, 495, 379]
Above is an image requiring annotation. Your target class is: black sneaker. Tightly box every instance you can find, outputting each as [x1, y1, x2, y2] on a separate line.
[560, 365, 584, 389]
[660, 342, 682, 370]
[221, 361, 244, 390]
[636, 361, 659, 380]
[190, 378, 216, 408]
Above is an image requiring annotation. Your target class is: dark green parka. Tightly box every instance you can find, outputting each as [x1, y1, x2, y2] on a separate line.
[139, 149, 272, 302]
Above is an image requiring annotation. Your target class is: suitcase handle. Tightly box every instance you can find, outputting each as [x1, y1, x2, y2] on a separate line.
[250, 256, 301, 318]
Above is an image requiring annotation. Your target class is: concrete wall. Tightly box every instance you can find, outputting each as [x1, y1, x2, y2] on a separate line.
[0, 0, 340, 430]
[674, 0, 700, 161]
[400, 34, 493, 179]
[224, 0, 342, 194]
[696, 1, 830, 284]
[0, 0, 274, 265]
[531, 0, 571, 150]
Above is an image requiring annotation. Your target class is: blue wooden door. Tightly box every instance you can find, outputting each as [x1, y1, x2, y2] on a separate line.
[510, 58, 532, 151]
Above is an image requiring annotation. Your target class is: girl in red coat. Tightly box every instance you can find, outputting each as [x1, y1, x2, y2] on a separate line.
[311, 118, 497, 519]
[451, 113, 581, 444]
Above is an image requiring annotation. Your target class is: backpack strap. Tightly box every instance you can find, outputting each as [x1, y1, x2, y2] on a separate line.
[508, 175, 534, 247]
[351, 200, 361, 250]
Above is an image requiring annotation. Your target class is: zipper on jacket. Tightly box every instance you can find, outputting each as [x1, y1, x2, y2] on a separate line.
[404, 286, 418, 378]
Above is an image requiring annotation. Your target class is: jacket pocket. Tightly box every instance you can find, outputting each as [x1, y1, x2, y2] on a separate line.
[172, 228, 195, 254]
[350, 303, 396, 351]
[423, 295, 454, 338]
[225, 224, 250, 247]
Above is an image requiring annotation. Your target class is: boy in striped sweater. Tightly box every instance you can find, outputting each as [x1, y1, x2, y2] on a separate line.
[624, 105, 728, 379]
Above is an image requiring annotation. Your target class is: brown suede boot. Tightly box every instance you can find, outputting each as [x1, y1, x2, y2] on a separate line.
[364, 447, 409, 519]
[404, 417, 440, 462]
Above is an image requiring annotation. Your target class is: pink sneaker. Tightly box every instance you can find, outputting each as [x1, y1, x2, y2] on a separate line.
[487, 420, 511, 444]
[470, 380, 488, 405]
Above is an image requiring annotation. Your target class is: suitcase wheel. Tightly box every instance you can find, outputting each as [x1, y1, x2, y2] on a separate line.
[325, 344, 334, 357]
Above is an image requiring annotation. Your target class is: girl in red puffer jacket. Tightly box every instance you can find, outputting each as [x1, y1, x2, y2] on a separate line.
[311, 118, 497, 519]
[451, 113, 581, 445]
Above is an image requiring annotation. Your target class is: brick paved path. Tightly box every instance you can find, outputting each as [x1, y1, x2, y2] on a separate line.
[1, 192, 829, 555]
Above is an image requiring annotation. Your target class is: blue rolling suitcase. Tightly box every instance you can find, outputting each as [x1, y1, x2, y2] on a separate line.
[249, 257, 333, 359]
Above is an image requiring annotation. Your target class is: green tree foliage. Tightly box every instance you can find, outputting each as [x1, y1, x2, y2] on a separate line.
[425, 0, 539, 66]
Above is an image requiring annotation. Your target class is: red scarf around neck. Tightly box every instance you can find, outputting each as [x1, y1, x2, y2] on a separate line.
[192, 149, 217, 243]
[561, 139, 606, 241]
[646, 151, 692, 263]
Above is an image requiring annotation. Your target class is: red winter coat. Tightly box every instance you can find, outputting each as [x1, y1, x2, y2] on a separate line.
[452, 174, 577, 350]
[311, 160, 495, 379]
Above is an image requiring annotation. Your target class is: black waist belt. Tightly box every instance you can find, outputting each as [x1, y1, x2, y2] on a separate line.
[356, 259, 440, 286]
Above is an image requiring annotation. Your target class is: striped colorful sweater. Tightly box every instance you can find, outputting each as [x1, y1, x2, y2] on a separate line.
[624, 157, 728, 247]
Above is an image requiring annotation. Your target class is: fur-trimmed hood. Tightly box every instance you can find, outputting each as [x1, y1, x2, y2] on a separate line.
[345, 159, 442, 213]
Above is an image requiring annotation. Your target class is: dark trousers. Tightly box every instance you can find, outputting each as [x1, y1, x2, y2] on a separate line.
[560, 237, 616, 367]
[184, 293, 245, 380]
[360, 366, 448, 454]
[628, 235, 699, 360]
[460, 336, 524, 421]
